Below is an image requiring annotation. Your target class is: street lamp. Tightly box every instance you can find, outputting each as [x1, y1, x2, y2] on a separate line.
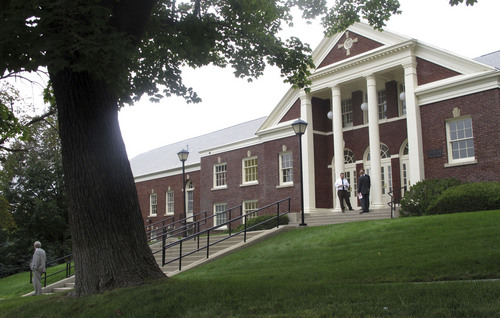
[177, 149, 189, 227]
[291, 119, 308, 227]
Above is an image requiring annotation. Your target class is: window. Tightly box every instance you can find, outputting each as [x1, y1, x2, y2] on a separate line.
[367, 144, 391, 161]
[243, 157, 258, 184]
[186, 181, 194, 218]
[378, 89, 387, 119]
[279, 152, 293, 185]
[214, 203, 227, 227]
[446, 117, 475, 164]
[243, 200, 259, 220]
[149, 193, 157, 216]
[166, 191, 174, 215]
[341, 98, 353, 127]
[399, 84, 406, 116]
[344, 149, 355, 164]
[214, 163, 227, 188]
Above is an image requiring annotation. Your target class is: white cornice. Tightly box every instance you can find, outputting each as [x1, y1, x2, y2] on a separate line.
[134, 164, 201, 183]
[416, 70, 500, 105]
[311, 40, 417, 82]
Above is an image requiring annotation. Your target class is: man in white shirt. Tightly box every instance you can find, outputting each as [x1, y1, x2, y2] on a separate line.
[334, 173, 353, 212]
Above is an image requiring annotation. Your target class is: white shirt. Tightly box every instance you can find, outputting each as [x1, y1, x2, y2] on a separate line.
[334, 178, 350, 191]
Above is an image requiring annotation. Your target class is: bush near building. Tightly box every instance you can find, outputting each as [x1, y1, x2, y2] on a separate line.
[400, 178, 462, 217]
[428, 182, 500, 215]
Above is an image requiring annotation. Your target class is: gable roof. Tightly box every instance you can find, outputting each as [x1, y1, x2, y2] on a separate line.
[130, 117, 266, 179]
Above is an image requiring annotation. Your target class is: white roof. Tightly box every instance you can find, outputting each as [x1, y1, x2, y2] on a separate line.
[130, 117, 266, 178]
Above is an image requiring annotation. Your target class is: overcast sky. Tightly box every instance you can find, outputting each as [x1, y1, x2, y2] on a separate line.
[119, 0, 500, 159]
[8, 0, 500, 159]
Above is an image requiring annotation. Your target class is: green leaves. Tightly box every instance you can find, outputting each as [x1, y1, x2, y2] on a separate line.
[323, 0, 401, 35]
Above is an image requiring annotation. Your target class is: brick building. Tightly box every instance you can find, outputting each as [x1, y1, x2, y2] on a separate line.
[130, 23, 500, 227]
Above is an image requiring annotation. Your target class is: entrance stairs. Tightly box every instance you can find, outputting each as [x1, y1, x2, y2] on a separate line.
[26, 207, 397, 296]
[150, 228, 284, 277]
[289, 207, 396, 227]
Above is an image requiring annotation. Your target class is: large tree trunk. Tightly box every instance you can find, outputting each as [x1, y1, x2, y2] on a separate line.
[51, 69, 165, 296]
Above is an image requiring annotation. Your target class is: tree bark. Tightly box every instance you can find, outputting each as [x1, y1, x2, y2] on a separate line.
[51, 69, 165, 296]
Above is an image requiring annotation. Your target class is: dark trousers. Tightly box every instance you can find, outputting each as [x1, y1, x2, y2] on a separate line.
[337, 190, 352, 211]
[360, 193, 370, 212]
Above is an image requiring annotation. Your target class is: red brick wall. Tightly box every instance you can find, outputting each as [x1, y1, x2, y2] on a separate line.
[136, 170, 201, 227]
[314, 134, 333, 208]
[417, 57, 461, 86]
[279, 98, 301, 123]
[312, 97, 331, 132]
[421, 88, 500, 182]
[318, 31, 383, 68]
[200, 136, 302, 224]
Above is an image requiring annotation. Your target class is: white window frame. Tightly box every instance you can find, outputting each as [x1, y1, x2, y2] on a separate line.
[214, 203, 228, 228]
[279, 152, 293, 187]
[186, 181, 194, 219]
[242, 156, 258, 186]
[149, 193, 157, 217]
[166, 191, 174, 215]
[243, 200, 259, 222]
[377, 89, 387, 119]
[445, 116, 476, 166]
[341, 98, 353, 127]
[399, 84, 407, 117]
[213, 163, 227, 189]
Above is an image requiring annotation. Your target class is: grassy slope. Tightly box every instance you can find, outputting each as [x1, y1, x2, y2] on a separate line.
[1, 210, 499, 317]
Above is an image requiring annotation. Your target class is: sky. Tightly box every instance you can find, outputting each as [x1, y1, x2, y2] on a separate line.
[7, 0, 500, 159]
[118, 0, 500, 159]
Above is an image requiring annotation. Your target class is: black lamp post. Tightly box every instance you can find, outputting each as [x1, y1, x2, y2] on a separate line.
[177, 149, 189, 227]
[291, 119, 308, 227]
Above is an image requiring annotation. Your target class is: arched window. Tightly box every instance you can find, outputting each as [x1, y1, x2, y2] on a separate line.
[344, 149, 355, 164]
[367, 144, 390, 161]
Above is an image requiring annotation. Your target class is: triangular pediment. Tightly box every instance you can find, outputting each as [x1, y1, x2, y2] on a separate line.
[317, 30, 383, 68]
[257, 22, 497, 135]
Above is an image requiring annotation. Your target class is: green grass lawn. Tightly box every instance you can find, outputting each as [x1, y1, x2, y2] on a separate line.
[1, 210, 499, 317]
[0, 263, 71, 299]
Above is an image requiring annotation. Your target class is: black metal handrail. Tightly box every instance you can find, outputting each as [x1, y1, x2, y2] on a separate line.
[146, 210, 208, 244]
[388, 186, 407, 218]
[29, 254, 74, 288]
[153, 198, 291, 272]
[145, 215, 175, 240]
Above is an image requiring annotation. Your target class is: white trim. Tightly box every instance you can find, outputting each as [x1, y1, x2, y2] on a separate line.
[416, 71, 499, 106]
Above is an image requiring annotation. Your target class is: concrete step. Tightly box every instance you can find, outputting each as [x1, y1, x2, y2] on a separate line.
[289, 208, 397, 227]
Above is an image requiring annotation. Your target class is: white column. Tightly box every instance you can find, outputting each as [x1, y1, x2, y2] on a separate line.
[366, 75, 383, 209]
[331, 86, 344, 211]
[403, 60, 425, 184]
[300, 91, 316, 213]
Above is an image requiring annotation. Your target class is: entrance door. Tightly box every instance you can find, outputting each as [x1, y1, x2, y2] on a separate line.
[400, 141, 410, 196]
[366, 161, 392, 205]
[344, 166, 359, 208]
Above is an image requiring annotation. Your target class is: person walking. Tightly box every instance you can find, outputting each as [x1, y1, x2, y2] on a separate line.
[334, 173, 353, 212]
[357, 169, 371, 213]
[30, 241, 46, 296]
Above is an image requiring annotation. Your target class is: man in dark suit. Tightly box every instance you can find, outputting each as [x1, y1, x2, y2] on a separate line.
[357, 169, 371, 213]
[30, 241, 46, 295]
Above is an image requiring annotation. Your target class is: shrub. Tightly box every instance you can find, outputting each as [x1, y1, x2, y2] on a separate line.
[236, 215, 289, 232]
[400, 178, 461, 217]
[427, 182, 500, 215]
